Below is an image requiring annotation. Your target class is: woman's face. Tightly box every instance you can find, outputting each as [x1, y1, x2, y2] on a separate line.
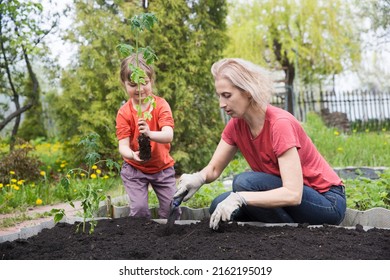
[215, 77, 251, 118]
[124, 76, 152, 103]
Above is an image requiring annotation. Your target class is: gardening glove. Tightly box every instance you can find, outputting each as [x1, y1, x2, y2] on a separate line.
[174, 172, 205, 202]
[209, 192, 247, 230]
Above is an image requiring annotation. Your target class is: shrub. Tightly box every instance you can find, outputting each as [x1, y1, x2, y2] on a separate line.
[0, 139, 44, 184]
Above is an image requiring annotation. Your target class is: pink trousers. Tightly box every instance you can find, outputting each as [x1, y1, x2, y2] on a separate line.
[120, 162, 180, 219]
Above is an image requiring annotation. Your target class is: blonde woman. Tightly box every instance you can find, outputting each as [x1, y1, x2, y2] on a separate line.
[175, 58, 346, 230]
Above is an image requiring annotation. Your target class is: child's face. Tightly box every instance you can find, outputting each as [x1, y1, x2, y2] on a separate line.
[124, 76, 152, 103]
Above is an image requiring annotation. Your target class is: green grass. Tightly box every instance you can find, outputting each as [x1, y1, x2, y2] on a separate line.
[303, 112, 390, 167]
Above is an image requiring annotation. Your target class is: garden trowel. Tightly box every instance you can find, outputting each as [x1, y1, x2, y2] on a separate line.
[167, 190, 188, 227]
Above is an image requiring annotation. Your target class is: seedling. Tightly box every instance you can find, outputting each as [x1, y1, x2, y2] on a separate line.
[117, 13, 159, 160]
[51, 133, 120, 234]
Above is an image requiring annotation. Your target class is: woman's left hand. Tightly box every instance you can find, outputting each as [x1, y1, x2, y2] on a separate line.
[209, 192, 246, 230]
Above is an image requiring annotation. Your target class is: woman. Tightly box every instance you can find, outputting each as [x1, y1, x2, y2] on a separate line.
[174, 58, 346, 230]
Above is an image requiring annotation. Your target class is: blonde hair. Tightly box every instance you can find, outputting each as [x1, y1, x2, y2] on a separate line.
[211, 58, 274, 108]
[120, 53, 155, 86]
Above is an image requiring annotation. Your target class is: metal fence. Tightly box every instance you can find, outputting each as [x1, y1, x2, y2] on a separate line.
[271, 89, 390, 131]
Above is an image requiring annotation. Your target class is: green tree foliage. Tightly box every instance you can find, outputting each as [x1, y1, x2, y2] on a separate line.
[53, 0, 228, 173]
[0, 0, 58, 147]
[225, 0, 362, 112]
[147, 0, 228, 173]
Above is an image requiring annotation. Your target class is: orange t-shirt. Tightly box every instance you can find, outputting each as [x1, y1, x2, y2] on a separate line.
[116, 95, 175, 174]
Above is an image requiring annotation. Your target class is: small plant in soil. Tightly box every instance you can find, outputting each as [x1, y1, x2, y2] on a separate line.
[117, 13, 158, 161]
[51, 133, 120, 234]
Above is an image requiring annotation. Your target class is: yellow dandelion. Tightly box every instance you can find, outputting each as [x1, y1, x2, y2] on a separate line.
[80, 173, 86, 177]
[17, 180, 23, 185]
[36, 198, 43, 205]
[96, 169, 102, 174]
[0, 183, 3, 188]
[66, 174, 71, 178]
[12, 185, 19, 191]
[103, 175, 109, 179]
[40, 171, 46, 176]
[9, 171, 15, 175]
[92, 165, 98, 170]
[333, 131, 340, 136]
[11, 179, 17, 183]
[60, 164, 66, 168]
[90, 174, 97, 179]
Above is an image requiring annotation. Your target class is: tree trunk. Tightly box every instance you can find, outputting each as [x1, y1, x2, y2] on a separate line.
[273, 39, 295, 115]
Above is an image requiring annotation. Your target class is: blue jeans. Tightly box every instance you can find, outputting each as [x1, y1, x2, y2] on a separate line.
[209, 172, 346, 225]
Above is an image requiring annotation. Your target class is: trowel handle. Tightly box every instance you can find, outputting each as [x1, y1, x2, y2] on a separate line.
[172, 190, 189, 207]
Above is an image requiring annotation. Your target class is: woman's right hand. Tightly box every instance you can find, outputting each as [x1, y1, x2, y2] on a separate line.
[174, 172, 205, 202]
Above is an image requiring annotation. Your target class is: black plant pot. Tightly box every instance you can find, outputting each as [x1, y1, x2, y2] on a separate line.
[138, 134, 151, 161]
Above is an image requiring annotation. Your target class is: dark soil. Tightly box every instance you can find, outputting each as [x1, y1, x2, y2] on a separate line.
[1, 217, 389, 260]
[138, 134, 151, 161]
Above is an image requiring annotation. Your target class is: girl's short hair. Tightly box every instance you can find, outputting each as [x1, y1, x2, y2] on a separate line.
[120, 53, 155, 86]
[211, 58, 274, 108]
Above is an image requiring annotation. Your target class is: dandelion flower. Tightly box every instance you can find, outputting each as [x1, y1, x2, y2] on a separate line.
[333, 131, 340, 136]
[92, 165, 98, 170]
[11, 179, 17, 183]
[0, 183, 3, 188]
[103, 175, 109, 179]
[96, 169, 102, 174]
[40, 171, 46, 176]
[90, 174, 97, 179]
[9, 171, 15, 175]
[36, 198, 43, 205]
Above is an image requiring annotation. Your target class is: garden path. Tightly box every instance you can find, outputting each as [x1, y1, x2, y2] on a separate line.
[0, 201, 82, 237]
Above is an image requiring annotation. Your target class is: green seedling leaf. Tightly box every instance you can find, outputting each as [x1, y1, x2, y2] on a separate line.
[139, 46, 158, 64]
[143, 111, 152, 121]
[51, 208, 65, 223]
[116, 43, 135, 57]
[129, 64, 146, 84]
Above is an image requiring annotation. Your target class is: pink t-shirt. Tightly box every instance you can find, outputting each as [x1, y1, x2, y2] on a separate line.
[116, 95, 175, 174]
[222, 105, 342, 193]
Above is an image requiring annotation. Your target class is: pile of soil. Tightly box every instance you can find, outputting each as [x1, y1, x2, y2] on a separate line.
[1, 217, 389, 260]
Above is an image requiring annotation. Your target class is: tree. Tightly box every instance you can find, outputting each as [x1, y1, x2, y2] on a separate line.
[225, 0, 361, 114]
[53, 0, 228, 172]
[0, 0, 59, 148]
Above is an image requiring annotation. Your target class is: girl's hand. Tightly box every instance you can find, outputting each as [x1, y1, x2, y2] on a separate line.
[138, 118, 150, 137]
[132, 150, 143, 162]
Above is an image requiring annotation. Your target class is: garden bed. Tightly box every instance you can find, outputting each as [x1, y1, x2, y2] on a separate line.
[1, 216, 389, 260]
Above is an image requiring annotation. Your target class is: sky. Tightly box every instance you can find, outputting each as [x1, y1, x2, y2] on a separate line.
[40, 0, 75, 68]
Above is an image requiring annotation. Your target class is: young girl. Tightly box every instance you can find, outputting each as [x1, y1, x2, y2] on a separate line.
[174, 58, 346, 230]
[116, 54, 179, 219]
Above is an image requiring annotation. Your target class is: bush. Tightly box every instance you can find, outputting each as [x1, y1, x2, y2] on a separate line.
[0, 139, 44, 184]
